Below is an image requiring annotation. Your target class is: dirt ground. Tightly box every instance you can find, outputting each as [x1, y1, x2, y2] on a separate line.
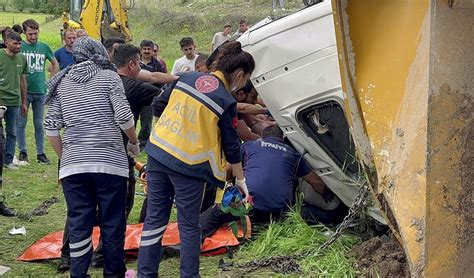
[350, 236, 409, 277]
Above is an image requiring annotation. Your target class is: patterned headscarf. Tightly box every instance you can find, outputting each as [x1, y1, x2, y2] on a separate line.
[45, 36, 117, 104]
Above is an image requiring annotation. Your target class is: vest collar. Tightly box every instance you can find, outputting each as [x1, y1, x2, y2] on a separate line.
[212, 71, 231, 92]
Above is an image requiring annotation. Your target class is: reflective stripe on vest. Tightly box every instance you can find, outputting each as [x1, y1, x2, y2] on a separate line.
[150, 80, 228, 182]
[176, 81, 224, 115]
[150, 131, 226, 180]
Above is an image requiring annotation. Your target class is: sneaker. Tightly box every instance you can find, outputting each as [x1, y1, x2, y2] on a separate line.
[0, 202, 16, 217]
[37, 154, 51, 165]
[18, 151, 29, 166]
[4, 163, 19, 170]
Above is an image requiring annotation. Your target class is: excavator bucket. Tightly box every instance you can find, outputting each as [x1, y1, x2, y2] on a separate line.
[331, 0, 473, 276]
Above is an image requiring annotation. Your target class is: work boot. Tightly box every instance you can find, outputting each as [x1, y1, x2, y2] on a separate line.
[18, 151, 29, 166]
[57, 256, 71, 272]
[0, 202, 16, 217]
[37, 154, 51, 165]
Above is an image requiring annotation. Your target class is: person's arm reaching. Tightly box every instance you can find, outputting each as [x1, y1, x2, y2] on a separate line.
[237, 102, 268, 115]
[138, 69, 178, 84]
[237, 119, 260, 141]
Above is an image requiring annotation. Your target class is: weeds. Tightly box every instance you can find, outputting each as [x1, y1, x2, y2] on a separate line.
[237, 206, 360, 276]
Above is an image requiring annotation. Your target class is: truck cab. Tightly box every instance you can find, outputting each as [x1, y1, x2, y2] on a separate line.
[238, 0, 385, 223]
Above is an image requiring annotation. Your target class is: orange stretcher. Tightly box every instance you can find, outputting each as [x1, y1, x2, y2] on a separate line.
[18, 220, 251, 261]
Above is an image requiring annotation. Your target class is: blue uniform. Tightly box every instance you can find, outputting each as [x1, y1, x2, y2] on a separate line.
[138, 71, 241, 277]
[241, 137, 311, 212]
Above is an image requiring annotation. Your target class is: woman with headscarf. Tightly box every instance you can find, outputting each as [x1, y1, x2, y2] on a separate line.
[44, 36, 139, 277]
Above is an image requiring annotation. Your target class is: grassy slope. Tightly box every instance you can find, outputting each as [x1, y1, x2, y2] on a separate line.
[0, 1, 359, 276]
[128, 0, 308, 68]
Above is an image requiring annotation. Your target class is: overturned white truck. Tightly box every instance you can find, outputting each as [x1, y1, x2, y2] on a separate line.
[238, 2, 385, 223]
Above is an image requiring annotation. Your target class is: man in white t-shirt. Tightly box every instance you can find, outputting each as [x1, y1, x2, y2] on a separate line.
[210, 24, 231, 52]
[170, 37, 198, 74]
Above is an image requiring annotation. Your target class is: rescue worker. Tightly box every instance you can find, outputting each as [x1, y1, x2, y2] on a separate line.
[137, 41, 255, 277]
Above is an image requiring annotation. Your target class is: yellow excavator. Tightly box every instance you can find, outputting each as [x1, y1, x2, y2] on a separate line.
[62, 0, 133, 42]
[239, 0, 472, 276]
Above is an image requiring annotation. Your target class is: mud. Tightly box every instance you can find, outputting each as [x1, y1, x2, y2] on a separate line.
[350, 236, 409, 277]
[16, 197, 60, 220]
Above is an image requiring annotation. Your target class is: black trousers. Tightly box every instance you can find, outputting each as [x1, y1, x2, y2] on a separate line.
[200, 202, 349, 239]
[138, 182, 217, 223]
[200, 205, 283, 239]
[60, 162, 136, 261]
[62, 173, 127, 277]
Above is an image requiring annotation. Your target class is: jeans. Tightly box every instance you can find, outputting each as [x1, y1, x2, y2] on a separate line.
[4, 106, 19, 165]
[17, 93, 46, 155]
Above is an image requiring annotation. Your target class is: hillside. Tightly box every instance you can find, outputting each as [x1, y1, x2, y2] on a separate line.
[1, 0, 308, 65]
[128, 0, 308, 66]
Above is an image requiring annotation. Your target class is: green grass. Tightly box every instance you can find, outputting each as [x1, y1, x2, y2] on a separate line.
[237, 206, 360, 276]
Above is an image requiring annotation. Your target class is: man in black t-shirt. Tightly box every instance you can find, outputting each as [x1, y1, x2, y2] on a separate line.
[90, 44, 162, 268]
[114, 43, 162, 217]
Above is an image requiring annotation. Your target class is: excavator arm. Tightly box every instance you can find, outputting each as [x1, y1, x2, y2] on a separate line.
[63, 0, 132, 42]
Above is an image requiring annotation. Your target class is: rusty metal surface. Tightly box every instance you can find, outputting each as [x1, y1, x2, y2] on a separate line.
[425, 1, 473, 276]
[332, 0, 473, 276]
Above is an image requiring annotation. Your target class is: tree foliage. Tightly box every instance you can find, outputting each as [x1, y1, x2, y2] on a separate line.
[1, 0, 68, 15]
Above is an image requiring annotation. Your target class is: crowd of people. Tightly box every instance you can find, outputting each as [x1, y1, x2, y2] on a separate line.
[0, 17, 344, 278]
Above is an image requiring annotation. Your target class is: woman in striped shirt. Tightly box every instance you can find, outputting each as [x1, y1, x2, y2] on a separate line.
[44, 36, 139, 277]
